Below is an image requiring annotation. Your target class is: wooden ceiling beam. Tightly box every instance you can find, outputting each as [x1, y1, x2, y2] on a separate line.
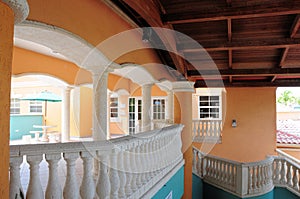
[188, 68, 300, 77]
[194, 79, 300, 88]
[122, 0, 186, 74]
[228, 49, 232, 69]
[162, 2, 300, 24]
[227, 19, 232, 42]
[180, 38, 300, 52]
[290, 15, 300, 38]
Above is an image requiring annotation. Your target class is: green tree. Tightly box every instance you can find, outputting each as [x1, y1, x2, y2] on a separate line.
[277, 90, 296, 106]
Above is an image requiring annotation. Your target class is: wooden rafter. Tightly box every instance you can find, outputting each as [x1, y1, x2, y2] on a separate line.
[228, 49, 232, 69]
[227, 18, 232, 42]
[122, 0, 186, 74]
[279, 47, 290, 67]
[271, 76, 277, 82]
[226, 0, 232, 7]
[194, 79, 300, 88]
[290, 15, 300, 38]
[188, 68, 300, 77]
[162, 2, 300, 24]
[180, 38, 300, 52]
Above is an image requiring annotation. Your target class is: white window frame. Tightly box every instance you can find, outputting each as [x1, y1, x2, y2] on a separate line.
[196, 89, 222, 120]
[10, 98, 20, 114]
[29, 101, 43, 113]
[152, 97, 167, 121]
[110, 93, 119, 122]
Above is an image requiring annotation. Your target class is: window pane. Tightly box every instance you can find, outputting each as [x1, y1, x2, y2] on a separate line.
[200, 101, 209, 106]
[200, 96, 209, 101]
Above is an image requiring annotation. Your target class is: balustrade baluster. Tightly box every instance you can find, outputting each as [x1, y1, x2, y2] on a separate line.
[197, 152, 202, 177]
[124, 147, 133, 197]
[135, 143, 142, 188]
[253, 166, 258, 190]
[63, 152, 79, 199]
[45, 153, 62, 199]
[280, 160, 287, 184]
[110, 148, 120, 199]
[118, 145, 127, 199]
[9, 156, 24, 199]
[193, 149, 197, 172]
[130, 143, 138, 193]
[96, 152, 110, 199]
[80, 151, 95, 199]
[144, 141, 151, 181]
[274, 159, 281, 183]
[212, 121, 215, 137]
[257, 166, 262, 188]
[287, 162, 293, 187]
[248, 167, 253, 192]
[193, 121, 196, 138]
[26, 155, 44, 199]
[197, 120, 201, 138]
[292, 167, 299, 191]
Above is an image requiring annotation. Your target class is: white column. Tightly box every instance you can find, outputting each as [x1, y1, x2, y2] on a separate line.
[61, 86, 72, 142]
[92, 70, 109, 141]
[142, 84, 153, 132]
[167, 91, 174, 124]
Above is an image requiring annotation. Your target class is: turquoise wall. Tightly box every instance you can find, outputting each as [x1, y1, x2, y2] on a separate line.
[152, 166, 184, 199]
[10, 115, 43, 140]
[192, 174, 300, 199]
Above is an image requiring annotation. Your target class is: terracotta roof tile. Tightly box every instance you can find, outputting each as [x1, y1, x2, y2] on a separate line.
[277, 130, 300, 145]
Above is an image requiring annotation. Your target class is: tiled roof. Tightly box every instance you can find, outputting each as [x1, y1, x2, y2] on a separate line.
[277, 120, 300, 136]
[277, 130, 300, 145]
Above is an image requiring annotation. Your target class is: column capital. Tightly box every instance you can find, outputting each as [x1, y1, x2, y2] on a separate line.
[3, 0, 29, 24]
[172, 81, 195, 93]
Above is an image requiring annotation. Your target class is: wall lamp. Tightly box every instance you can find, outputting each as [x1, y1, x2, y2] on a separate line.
[232, 119, 237, 128]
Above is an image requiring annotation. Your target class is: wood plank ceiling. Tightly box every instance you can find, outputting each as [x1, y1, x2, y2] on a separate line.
[113, 0, 300, 87]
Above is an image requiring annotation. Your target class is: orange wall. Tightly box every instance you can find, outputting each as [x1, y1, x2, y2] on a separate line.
[0, 3, 14, 198]
[12, 47, 92, 85]
[26, 0, 174, 81]
[194, 87, 277, 162]
[79, 87, 93, 137]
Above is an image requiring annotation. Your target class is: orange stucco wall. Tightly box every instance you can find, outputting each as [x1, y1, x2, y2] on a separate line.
[0, 2, 14, 198]
[80, 87, 93, 137]
[12, 47, 92, 85]
[26, 0, 173, 81]
[194, 87, 277, 162]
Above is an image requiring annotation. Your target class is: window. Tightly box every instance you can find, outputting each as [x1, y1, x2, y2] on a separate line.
[110, 97, 118, 119]
[30, 101, 43, 113]
[199, 95, 221, 119]
[10, 98, 20, 114]
[153, 98, 165, 120]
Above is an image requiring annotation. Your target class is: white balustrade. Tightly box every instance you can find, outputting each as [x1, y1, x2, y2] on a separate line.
[193, 147, 300, 198]
[9, 124, 184, 199]
[273, 156, 300, 196]
[192, 119, 222, 143]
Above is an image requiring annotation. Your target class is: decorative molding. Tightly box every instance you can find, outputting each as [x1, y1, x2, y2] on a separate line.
[2, 0, 29, 24]
[172, 81, 195, 92]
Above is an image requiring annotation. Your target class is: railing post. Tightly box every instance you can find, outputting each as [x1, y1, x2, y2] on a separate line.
[118, 145, 126, 199]
[63, 152, 80, 199]
[96, 151, 111, 199]
[110, 148, 120, 199]
[26, 154, 44, 199]
[236, 164, 248, 196]
[80, 151, 95, 199]
[9, 156, 24, 199]
[45, 153, 62, 199]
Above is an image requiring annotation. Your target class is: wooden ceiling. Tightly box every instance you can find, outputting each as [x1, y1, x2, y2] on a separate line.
[113, 0, 300, 87]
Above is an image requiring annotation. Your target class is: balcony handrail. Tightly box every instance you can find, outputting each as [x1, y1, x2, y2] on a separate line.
[192, 119, 222, 143]
[192, 147, 295, 198]
[10, 124, 184, 199]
